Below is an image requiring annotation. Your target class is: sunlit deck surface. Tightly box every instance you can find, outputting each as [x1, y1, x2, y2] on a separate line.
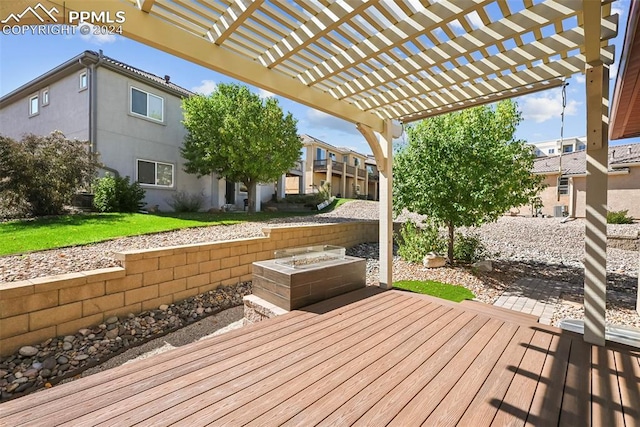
[1, 288, 639, 426]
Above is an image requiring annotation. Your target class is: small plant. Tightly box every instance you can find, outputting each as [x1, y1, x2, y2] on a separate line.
[396, 221, 446, 263]
[453, 232, 487, 264]
[607, 209, 634, 224]
[93, 174, 145, 213]
[167, 191, 204, 212]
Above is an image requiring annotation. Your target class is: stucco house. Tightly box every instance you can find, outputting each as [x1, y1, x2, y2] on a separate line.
[531, 142, 640, 218]
[528, 136, 587, 157]
[292, 134, 378, 200]
[0, 50, 274, 211]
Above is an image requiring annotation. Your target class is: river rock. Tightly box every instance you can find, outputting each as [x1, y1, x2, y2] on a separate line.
[18, 346, 38, 357]
[423, 253, 447, 268]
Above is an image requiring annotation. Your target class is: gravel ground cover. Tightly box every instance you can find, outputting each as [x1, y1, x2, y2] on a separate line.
[1, 201, 638, 401]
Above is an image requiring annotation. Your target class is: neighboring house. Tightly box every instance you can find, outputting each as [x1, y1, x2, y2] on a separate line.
[0, 50, 273, 211]
[528, 136, 587, 157]
[291, 134, 378, 200]
[531, 143, 640, 218]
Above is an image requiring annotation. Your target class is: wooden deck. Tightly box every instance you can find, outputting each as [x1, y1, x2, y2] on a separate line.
[1, 288, 639, 426]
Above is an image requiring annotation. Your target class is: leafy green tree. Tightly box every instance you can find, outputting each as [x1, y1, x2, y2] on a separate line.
[394, 100, 543, 263]
[181, 83, 301, 212]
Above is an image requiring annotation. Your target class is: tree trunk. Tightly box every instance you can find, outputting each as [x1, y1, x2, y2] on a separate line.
[246, 181, 257, 213]
[447, 222, 454, 265]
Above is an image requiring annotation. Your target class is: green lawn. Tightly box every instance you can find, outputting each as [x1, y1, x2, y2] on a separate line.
[393, 280, 475, 303]
[0, 203, 347, 256]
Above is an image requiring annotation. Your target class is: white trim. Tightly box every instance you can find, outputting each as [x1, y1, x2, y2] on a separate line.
[41, 87, 49, 106]
[136, 158, 174, 188]
[79, 71, 88, 91]
[28, 93, 39, 116]
[129, 86, 164, 123]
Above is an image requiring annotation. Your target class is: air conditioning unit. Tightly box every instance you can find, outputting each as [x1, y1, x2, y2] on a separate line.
[553, 205, 568, 217]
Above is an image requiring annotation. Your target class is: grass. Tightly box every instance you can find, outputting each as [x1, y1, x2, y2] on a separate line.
[0, 205, 341, 256]
[393, 280, 475, 303]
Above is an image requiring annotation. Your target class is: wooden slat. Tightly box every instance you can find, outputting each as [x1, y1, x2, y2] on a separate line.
[124, 296, 428, 426]
[558, 336, 592, 426]
[525, 333, 572, 426]
[591, 346, 626, 427]
[613, 350, 640, 425]
[351, 314, 491, 426]
[388, 319, 510, 425]
[490, 330, 554, 425]
[57, 293, 415, 426]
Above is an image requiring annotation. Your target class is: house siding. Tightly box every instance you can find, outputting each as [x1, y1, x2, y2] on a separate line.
[0, 71, 89, 141]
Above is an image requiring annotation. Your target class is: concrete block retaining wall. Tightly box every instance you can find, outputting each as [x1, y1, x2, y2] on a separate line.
[0, 221, 378, 356]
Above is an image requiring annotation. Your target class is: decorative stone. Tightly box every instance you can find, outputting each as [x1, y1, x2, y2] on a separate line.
[63, 335, 75, 343]
[159, 304, 169, 311]
[18, 346, 38, 357]
[472, 260, 493, 272]
[423, 253, 447, 268]
[105, 328, 119, 339]
[62, 342, 73, 351]
[105, 316, 118, 325]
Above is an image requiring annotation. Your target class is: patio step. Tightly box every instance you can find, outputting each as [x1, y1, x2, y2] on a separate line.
[460, 300, 540, 325]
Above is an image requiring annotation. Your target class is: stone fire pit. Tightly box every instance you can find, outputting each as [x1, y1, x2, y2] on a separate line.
[252, 245, 366, 311]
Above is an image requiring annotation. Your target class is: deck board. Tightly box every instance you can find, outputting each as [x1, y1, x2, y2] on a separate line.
[1, 288, 638, 427]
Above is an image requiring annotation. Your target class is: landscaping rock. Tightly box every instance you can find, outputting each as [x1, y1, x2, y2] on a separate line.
[472, 260, 493, 272]
[18, 346, 38, 357]
[423, 253, 447, 268]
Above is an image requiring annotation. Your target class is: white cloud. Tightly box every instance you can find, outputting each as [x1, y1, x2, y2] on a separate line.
[519, 89, 581, 123]
[191, 80, 217, 95]
[258, 88, 274, 99]
[78, 23, 117, 45]
[610, 2, 625, 17]
[305, 109, 359, 135]
[609, 62, 618, 80]
[575, 74, 585, 84]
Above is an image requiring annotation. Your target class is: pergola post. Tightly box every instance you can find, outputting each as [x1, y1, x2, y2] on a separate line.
[583, 63, 610, 346]
[357, 121, 393, 290]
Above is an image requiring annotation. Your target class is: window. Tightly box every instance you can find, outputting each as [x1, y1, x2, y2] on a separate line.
[131, 87, 164, 122]
[558, 177, 569, 195]
[343, 155, 348, 162]
[79, 72, 87, 90]
[29, 94, 39, 116]
[354, 158, 360, 167]
[548, 148, 555, 154]
[41, 88, 49, 106]
[577, 143, 585, 151]
[562, 145, 573, 153]
[137, 159, 174, 187]
[316, 147, 325, 160]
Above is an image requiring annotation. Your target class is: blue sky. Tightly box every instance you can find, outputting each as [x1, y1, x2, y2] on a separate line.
[1, 0, 638, 154]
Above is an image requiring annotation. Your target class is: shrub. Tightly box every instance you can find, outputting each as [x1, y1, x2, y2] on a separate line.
[93, 174, 145, 213]
[453, 232, 487, 264]
[167, 191, 204, 212]
[397, 221, 446, 263]
[607, 210, 634, 224]
[0, 132, 100, 216]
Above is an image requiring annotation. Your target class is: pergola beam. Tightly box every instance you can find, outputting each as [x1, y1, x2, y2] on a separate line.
[210, 0, 263, 46]
[137, 0, 155, 13]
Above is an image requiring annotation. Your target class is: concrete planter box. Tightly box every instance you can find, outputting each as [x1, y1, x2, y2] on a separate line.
[252, 256, 366, 311]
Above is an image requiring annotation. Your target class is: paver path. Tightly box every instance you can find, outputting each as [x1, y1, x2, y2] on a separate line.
[493, 277, 564, 325]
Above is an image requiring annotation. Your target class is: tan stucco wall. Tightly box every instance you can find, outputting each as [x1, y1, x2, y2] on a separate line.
[0, 222, 379, 356]
[536, 166, 640, 218]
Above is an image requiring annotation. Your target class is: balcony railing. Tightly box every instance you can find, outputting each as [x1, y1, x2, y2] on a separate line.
[313, 159, 328, 171]
[357, 169, 366, 178]
[346, 165, 356, 176]
[368, 172, 379, 181]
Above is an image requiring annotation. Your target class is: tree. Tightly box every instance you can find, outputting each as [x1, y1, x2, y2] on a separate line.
[181, 83, 301, 212]
[393, 100, 544, 263]
[0, 131, 100, 217]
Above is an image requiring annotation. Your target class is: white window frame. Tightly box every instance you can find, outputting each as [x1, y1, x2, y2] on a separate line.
[136, 159, 174, 188]
[41, 88, 49, 106]
[130, 86, 164, 122]
[558, 177, 569, 195]
[548, 148, 555, 154]
[79, 71, 88, 91]
[29, 94, 39, 116]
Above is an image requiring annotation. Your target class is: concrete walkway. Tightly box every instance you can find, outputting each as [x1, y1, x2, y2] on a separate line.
[492, 277, 564, 325]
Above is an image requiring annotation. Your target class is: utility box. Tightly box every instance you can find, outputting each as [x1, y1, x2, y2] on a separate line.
[553, 205, 568, 217]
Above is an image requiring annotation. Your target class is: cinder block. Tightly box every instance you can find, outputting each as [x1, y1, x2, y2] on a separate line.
[0, 326, 56, 357]
[210, 269, 231, 283]
[30, 302, 82, 331]
[0, 280, 35, 300]
[105, 274, 143, 294]
[143, 268, 174, 286]
[57, 313, 103, 337]
[239, 253, 257, 265]
[142, 295, 173, 311]
[198, 283, 220, 294]
[187, 273, 210, 289]
[159, 278, 187, 296]
[0, 314, 29, 339]
[125, 286, 159, 305]
[125, 258, 159, 274]
[230, 245, 248, 256]
[81, 267, 126, 282]
[30, 273, 87, 292]
[158, 253, 187, 269]
[59, 282, 105, 304]
[0, 290, 58, 319]
[83, 293, 125, 316]
[186, 250, 210, 264]
[221, 256, 240, 269]
[199, 259, 221, 274]
[174, 263, 199, 279]
[231, 265, 250, 278]
[104, 303, 141, 319]
[210, 247, 231, 260]
[173, 288, 199, 302]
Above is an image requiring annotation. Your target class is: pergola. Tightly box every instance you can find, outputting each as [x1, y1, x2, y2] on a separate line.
[2, 0, 619, 346]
